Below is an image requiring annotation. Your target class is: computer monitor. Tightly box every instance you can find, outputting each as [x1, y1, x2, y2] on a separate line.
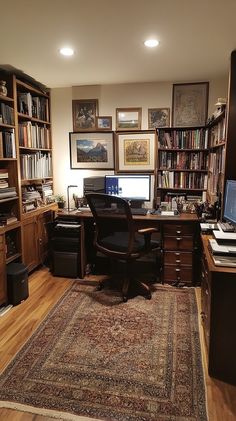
[223, 180, 236, 226]
[105, 174, 151, 204]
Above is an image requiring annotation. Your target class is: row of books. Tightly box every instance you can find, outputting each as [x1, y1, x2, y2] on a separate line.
[18, 122, 50, 149]
[157, 170, 208, 190]
[0, 186, 17, 200]
[0, 103, 14, 125]
[207, 149, 225, 196]
[20, 151, 52, 180]
[207, 118, 226, 148]
[157, 128, 208, 150]
[18, 93, 49, 121]
[159, 151, 208, 171]
[0, 169, 8, 179]
[0, 130, 16, 158]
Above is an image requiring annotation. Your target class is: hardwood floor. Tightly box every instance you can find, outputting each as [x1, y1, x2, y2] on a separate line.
[0, 268, 236, 420]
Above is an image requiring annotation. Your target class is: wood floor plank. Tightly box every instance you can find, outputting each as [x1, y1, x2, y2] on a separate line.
[0, 270, 236, 420]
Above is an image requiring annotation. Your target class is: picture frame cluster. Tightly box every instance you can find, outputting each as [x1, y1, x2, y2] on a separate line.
[70, 82, 209, 171]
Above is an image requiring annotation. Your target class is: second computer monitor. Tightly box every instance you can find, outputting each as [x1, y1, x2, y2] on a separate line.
[105, 174, 150, 205]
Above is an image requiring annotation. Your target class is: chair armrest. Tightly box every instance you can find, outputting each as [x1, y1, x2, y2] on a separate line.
[138, 228, 158, 235]
[138, 227, 159, 251]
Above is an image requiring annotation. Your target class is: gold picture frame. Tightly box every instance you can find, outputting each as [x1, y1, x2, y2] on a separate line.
[72, 99, 98, 131]
[115, 130, 156, 172]
[116, 107, 142, 131]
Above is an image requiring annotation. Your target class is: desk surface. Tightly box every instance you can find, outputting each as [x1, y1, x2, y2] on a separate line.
[57, 209, 199, 222]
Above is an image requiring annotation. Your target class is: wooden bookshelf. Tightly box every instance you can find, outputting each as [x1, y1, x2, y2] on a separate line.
[155, 127, 208, 206]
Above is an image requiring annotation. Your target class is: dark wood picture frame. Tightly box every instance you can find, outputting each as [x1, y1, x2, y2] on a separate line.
[72, 99, 98, 132]
[69, 131, 114, 170]
[95, 116, 112, 131]
[172, 82, 209, 127]
[148, 108, 170, 129]
[115, 130, 156, 173]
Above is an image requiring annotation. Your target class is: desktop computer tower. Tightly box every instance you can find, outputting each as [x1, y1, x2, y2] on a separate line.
[7, 263, 29, 306]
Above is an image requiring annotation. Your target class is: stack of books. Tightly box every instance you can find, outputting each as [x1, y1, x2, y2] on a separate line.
[0, 213, 18, 226]
[0, 186, 17, 201]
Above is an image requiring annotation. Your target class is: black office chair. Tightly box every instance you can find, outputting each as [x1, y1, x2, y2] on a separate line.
[86, 193, 160, 302]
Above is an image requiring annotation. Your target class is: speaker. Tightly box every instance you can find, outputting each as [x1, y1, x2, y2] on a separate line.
[7, 263, 29, 306]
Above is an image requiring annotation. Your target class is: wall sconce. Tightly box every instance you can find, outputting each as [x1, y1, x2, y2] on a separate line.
[67, 185, 78, 212]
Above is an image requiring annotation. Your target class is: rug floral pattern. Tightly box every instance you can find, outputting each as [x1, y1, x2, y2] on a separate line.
[0, 284, 207, 421]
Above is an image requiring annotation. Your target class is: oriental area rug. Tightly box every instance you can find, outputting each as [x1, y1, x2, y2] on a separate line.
[0, 283, 207, 421]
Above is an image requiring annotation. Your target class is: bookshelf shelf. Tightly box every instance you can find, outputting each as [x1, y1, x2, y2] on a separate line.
[156, 127, 209, 206]
[6, 252, 21, 265]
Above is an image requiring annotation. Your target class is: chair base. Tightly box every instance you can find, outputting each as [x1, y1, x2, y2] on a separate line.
[97, 276, 152, 302]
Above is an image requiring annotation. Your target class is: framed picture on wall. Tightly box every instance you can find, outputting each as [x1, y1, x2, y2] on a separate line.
[115, 130, 156, 172]
[148, 108, 170, 129]
[95, 116, 112, 131]
[172, 82, 209, 127]
[116, 107, 142, 131]
[72, 99, 99, 131]
[69, 131, 114, 169]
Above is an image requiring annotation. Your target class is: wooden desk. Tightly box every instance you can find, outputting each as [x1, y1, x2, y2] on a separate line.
[201, 234, 236, 385]
[56, 210, 200, 285]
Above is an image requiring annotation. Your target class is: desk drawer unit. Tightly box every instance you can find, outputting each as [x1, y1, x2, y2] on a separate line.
[162, 223, 194, 286]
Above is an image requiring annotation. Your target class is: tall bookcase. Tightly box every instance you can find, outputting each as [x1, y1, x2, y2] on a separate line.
[205, 110, 226, 207]
[155, 127, 208, 208]
[0, 70, 57, 306]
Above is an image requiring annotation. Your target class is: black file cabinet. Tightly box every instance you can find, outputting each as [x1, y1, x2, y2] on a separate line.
[49, 219, 82, 278]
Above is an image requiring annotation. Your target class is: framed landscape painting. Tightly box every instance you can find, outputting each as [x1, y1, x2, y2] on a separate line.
[116, 130, 156, 172]
[95, 116, 112, 131]
[69, 131, 114, 169]
[116, 107, 142, 131]
[72, 99, 98, 131]
[172, 82, 209, 127]
[148, 108, 170, 129]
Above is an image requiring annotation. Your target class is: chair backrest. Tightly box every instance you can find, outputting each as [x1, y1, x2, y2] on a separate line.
[86, 193, 136, 258]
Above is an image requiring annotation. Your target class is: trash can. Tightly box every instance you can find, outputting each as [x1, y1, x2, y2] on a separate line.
[7, 263, 29, 306]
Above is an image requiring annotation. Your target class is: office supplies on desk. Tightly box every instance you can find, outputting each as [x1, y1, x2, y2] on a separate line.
[200, 223, 218, 233]
[213, 230, 236, 242]
[209, 239, 236, 255]
[211, 254, 236, 267]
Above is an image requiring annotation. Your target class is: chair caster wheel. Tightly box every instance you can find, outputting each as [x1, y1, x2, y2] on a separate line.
[96, 284, 103, 291]
[145, 293, 151, 300]
[123, 296, 128, 302]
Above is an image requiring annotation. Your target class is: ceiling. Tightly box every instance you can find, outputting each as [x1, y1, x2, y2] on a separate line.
[1, 0, 236, 88]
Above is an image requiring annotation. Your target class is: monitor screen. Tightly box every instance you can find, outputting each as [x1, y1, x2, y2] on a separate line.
[105, 175, 151, 202]
[223, 180, 236, 225]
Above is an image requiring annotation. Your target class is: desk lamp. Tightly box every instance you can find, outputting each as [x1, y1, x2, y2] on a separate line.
[67, 185, 78, 211]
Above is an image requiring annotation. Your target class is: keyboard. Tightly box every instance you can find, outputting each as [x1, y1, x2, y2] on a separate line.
[218, 222, 235, 232]
[131, 208, 148, 215]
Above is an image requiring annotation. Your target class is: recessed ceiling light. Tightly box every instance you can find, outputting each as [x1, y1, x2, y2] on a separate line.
[144, 39, 159, 48]
[59, 47, 74, 56]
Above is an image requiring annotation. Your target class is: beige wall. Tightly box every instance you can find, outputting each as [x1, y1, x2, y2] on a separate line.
[51, 77, 228, 205]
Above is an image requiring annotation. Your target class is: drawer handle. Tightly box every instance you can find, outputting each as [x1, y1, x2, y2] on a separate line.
[176, 259, 181, 263]
[175, 252, 180, 256]
[176, 268, 180, 272]
[205, 290, 209, 295]
[176, 230, 181, 234]
[176, 237, 182, 241]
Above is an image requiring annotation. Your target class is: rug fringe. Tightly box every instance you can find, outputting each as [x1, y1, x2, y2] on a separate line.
[0, 401, 102, 421]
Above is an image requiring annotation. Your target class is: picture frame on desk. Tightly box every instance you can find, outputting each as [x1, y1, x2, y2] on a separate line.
[69, 131, 114, 170]
[115, 130, 156, 173]
[116, 107, 142, 131]
[72, 99, 98, 132]
[172, 82, 209, 127]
